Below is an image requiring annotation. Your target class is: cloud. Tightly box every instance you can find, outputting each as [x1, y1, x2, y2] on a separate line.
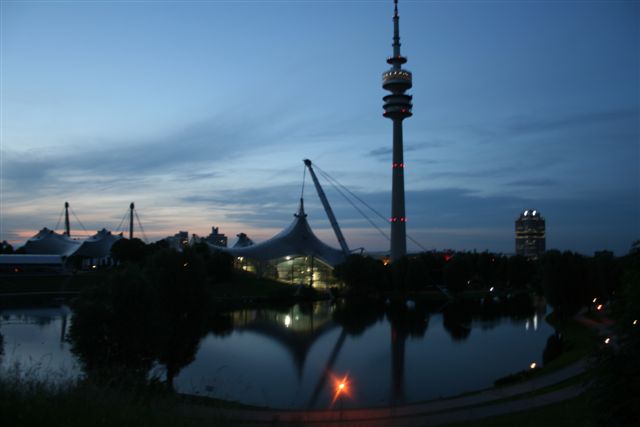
[368, 147, 392, 159]
[367, 140, 448, 160]
[1, 110, 303, 200]
[505, 178, 557, 188]
[506, 108, 639, 135]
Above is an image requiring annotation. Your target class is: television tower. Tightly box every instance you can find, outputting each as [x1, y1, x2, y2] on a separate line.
[383, 0, 412, 262]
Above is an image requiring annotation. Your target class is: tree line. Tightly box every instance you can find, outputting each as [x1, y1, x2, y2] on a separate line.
[335, 242, 639, 318]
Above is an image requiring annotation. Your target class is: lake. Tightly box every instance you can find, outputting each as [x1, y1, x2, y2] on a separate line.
[0, 295, 553, 409]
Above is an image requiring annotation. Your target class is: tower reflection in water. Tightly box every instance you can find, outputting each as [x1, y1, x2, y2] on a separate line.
[227, 299, 433, 407]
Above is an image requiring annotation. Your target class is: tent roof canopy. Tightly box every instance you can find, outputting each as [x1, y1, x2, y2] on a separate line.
[219, 199, 346, 267]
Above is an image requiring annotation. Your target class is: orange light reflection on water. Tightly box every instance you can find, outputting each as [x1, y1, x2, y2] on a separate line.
[330, 373, 352, 405]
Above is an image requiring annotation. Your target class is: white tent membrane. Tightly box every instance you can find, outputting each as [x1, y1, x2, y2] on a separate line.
[21, 228, 82, 257]
[74, 228, 122, 259]
[218, 199, 346, 267]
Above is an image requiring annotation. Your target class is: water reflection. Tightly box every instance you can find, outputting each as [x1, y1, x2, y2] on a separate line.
[0, 303, 79, 382]
[386, 300, 430, 403]
[2, 294, 551, 409]
[230, 303, 337, 378]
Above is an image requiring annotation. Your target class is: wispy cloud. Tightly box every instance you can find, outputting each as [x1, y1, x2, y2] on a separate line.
[506, 178, 557, 188]
[1, 110, 302, 198]
[507, 108, 639, 135]
[367, 140, 448, 160]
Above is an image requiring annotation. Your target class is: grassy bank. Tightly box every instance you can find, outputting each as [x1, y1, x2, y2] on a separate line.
[542, 312, 599, 369]
[0, 375, 203, 427]
[442, 395, 595, 427]
[494, 312, 597, 387]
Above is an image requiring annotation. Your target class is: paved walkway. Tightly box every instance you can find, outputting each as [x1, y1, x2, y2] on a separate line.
[178, 361, 588, 426]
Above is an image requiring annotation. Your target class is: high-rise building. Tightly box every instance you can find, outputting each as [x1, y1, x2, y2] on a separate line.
[515, 209, 546, 259]
[205, 226, 228, 247]
[383, 0, 412, 262]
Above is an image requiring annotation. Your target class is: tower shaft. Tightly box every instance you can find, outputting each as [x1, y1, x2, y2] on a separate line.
[390, 120, 406, 259]
[383, 0, 412, 262]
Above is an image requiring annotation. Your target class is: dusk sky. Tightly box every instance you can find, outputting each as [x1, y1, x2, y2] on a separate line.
[1, 0, 638, 255]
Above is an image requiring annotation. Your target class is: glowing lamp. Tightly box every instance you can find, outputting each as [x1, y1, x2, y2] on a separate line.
[596, 304, 603, 311]
[604, 337, 611, 344]
[530, 362, 537, 369]
[331, 374, 351, 405]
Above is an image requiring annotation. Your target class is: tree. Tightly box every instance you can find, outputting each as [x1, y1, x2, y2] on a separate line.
[506, 255, 535, 289]
[443, 253, 474, 295]
[110, 238, 148, 265]
[68, 265, 164, 384]
[334, 255, 389, 294]
[588, 247, 640, 426]
[142, 248, 211, 389]
[0, 241, 13, 254]
[539, 250, 588, 318]
[393, 256, 429, 291]
[191, 242, 233, 284]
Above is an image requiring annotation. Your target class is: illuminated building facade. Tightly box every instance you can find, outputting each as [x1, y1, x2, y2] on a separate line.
[515, 209, 546, 259]
[383, 0, 412, 262]
[213, 200, 344, 288]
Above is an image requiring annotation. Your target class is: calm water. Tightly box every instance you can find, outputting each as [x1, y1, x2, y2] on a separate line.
[0, 298, 552, 409]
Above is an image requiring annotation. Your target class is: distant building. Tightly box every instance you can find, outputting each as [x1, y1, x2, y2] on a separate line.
[515, 209, 546, 259]
[164, 231, 190, 251]
[0, 254, 68, 275]
[204, 226, 228, 247]
[233, 232, 254, 248]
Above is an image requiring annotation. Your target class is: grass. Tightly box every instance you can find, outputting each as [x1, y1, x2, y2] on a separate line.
[493, 312, 597, 387]
[542, 313, 598, 370]
[441, 395, 596, 427]
[0, 369, 234, 427]
[0, 370, 595, 427]
[213, 273, 296, 298]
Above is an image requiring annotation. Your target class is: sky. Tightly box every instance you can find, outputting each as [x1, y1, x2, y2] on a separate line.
[1, 0, 638, 255]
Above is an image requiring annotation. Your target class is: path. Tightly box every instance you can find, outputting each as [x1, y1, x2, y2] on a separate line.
[177, 360, 587, 426]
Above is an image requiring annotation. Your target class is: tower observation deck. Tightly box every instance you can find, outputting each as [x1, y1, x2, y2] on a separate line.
[383, 0, 412, 262]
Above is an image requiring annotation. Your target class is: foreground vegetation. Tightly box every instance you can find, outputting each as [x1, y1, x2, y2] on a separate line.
[443, 396, 595, 427]
[0, 373, 205, 427]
